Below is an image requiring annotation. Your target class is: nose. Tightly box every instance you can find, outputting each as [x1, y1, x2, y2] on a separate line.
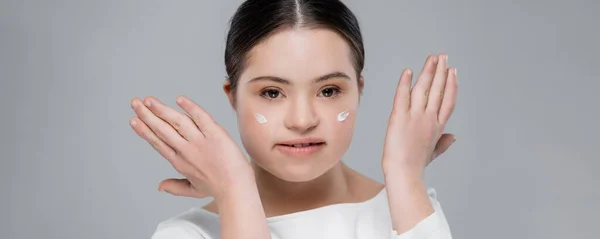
[284, 98, 319, 133]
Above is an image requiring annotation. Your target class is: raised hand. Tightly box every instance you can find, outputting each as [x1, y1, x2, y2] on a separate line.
[382, 54, 458, 176]
[131, 95, 272, 238]
[129, 95, 253, 200]
[382, 54, 458, 236]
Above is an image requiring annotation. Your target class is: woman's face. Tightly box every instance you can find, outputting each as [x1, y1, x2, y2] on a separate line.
[226, 28, 363, 182]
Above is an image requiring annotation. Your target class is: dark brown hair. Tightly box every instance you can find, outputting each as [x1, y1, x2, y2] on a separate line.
[224, 0, 365, 96]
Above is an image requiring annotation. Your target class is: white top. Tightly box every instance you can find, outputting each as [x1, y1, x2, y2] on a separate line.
[151, 188, 453, 239]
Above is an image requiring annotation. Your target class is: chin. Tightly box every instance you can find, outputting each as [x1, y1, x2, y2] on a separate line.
[269, 166, 327, 182]
[253, 155, 340, 183]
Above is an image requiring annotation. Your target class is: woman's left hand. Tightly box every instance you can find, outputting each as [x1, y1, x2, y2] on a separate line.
[382, 53, 458, 177]
[382, 53, 458, 235]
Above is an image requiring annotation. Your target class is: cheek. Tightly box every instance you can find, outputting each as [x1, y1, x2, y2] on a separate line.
[237, 102, 280, 133]
[236, 103, 281, 157]
[238, 106, 268, 135]
[335, 111, 356, 138]
[321, 107, 357, 152]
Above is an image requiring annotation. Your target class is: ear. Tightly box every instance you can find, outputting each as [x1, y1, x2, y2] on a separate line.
[358, 76, 365, 96]
[223, 80, 236, 109]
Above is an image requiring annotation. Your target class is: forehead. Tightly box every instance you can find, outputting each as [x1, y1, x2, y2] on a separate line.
[240, 28, 355, 83]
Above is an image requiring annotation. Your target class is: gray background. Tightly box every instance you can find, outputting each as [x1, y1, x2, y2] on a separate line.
[1, 0, 598, 238]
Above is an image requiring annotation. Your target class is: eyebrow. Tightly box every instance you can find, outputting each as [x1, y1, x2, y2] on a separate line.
[247, 71, 351, 85]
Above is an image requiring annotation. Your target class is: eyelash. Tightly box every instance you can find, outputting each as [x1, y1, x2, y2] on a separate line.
[317, 86, 342, 98]
[259, 88, 285, 100]
[259, 86, 343, 100]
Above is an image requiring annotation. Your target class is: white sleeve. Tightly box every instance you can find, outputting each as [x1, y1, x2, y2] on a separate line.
[151, 220, 207, 239]
[390, 188, 453, 239]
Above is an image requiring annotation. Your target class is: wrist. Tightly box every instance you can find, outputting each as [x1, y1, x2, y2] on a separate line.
[382, 158, 425, 181]
[384, 167, 434, 234]
[214, 173, 271, 239]
[384, 169, 427, 194]
[214, 171, 258, 203]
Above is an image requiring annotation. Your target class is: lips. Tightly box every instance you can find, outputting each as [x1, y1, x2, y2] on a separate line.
[275, 138, 326, 157]
[277, 138, 325, 146]
[280, 142, 325, 147]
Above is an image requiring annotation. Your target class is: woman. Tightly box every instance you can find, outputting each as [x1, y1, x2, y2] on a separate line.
[129, 0, 458, 238]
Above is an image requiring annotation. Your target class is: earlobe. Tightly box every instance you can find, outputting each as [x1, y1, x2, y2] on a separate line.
[223, 80, 236, 109]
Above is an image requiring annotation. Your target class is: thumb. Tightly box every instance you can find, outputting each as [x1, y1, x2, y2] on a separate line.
[430, 133, 456, 164]
[158, 178, 198, 197]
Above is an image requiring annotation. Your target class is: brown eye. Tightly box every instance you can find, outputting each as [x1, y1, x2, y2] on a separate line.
[261, 89, 282, 99]
[267, 89, 279, 98]
[318, 87, 341, 98]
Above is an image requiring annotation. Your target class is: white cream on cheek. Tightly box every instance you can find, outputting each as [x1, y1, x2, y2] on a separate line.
[254, 113, 268, 124]
[337, 109, 350, 122]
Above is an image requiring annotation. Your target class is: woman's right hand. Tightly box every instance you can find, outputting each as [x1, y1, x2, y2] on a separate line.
[133, 95, 272, 239]
[129, 95, 253, 200]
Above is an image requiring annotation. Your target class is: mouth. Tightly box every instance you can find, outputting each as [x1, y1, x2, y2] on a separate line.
[278, 142, 326, 147]
[275, 138, 326, 157]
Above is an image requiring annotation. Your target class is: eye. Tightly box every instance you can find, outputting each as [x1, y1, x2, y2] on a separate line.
[318, 86, 341, 98]
[260, 88, 284, 99]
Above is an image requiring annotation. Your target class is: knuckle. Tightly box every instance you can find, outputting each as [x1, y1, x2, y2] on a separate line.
[192, 114, 202, 123]
[150, 138, 161, 149]
[412, 87, 425, 96]
[155, 131, 164, 140]
[425, 109, 437, 116]
[172, 117, 183, 131]
[390, 108, 406, 120]
[412, 107, 425, 115]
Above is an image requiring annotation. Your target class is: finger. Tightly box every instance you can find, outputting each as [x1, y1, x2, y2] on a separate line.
[129, 117, 195, 174]
[438, 68, 458, 124]
[411, 54, 439, 111]
[143, 96, 203, 142]
[391, 68, 413, 116]
[158, 178, 208, 198]
[175, 95, 218, 136]
[131, 97, 188, 150]
[430, 133, 456, 164]
[426, 54, 448, 113]
[130, 117, 178, 160]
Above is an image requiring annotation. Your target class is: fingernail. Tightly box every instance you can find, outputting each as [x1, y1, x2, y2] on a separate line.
[454, 68, 457, 76]
[131, 100, 138, 109]
[129, 119, 137, 127]
[145, 99, 152, 107]
[176, 96, 184, 104]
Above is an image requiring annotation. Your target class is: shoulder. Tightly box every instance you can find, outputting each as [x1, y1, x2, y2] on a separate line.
[151, 208, 220, 239]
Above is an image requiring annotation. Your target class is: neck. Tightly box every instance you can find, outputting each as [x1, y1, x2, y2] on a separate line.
[251, 161, 352, 217]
